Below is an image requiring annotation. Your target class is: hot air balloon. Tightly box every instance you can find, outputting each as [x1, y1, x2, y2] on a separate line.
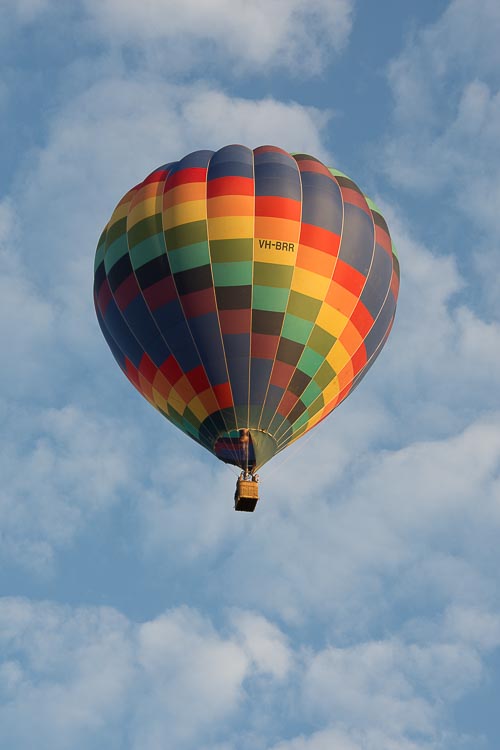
[94, 145, 399, 511]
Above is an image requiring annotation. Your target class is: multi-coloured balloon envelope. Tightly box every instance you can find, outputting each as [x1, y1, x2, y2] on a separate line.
[94, 145, 399, 509]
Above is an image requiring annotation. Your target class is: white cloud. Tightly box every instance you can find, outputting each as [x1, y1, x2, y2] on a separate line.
[0, 406, 137, 571]
[303, 641, 437, 736]
[367, 205, 500, 437]
[298, 624, 493, 749]
[384, 76, 500, 204]
[0, 598, 294, 750]
[386, 0, 500, 130]
[0, 598, 133, 749]
[230, 609, 292, 680]
[0, 597, 494, 750]
[0, 201, 56, 398]
[137, 452, 244, 565]
[135, 607, 248, 747]
[83, 0, 353, 75]
[442, 606, 500, 651]
[383, 0, 500, 310]
[2, 0, 353, 75]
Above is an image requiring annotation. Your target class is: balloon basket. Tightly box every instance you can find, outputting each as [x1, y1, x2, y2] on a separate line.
[234, 477, 259, 512]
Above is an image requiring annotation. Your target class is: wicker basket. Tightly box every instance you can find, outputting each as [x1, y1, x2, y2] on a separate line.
[234, 478, 259, 512]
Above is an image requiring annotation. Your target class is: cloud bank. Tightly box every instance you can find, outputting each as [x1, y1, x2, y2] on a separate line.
[1, 598, 498, 750]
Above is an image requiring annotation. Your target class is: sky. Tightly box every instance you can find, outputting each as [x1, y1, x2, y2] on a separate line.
[1, 1, 500, 748]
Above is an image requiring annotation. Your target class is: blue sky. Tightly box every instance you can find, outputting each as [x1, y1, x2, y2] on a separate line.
[1, 1, 500, 748]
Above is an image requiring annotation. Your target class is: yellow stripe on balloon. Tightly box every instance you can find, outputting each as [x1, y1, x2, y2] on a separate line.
[292, 267, 330, 300]
[164, 199, 207, 226]
[128, 197, 159, 228]
[207, 215, 254, 240]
